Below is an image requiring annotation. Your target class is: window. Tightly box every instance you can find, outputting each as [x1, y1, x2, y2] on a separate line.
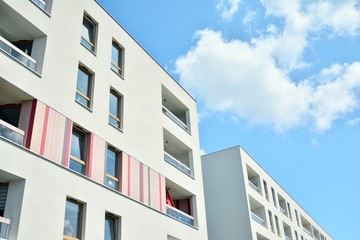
[268, 210, 274, 233]
[274, 215, 280, 237]
[295, 209, 300, 226]
[70, 128, 87, 175]
[263, 180, 269, 201]
[105, 147, 121, 190]
[109, 89, 122, 129]
[63, 199, 83, 240]
[76, 66, 93, 108]
[287, 202, 292, 220]
[81, 14, 96, 52]
[271, 187, 277, 207]
[111, 41, 124, 76]
[105, 213, 119, 240]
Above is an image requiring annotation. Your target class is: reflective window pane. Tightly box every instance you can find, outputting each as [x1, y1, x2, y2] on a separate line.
[82, 18, 93, 42]
[64, 200, 82, 238]
[105, 214, 116, 240]
[106, 148, 117, 177]
[71, 130, 84, 160]
[77, 68, 90, 96]
[70, 159, 84, 174]
[109, 92, 119, 117]
[112, 44, 119, 65]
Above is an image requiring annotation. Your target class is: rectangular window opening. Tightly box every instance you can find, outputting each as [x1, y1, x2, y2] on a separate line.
[81, 14, 96, 52]
[109, 89, 122, 129]
[105, 213, 119, 240]
[111, 41, 124, 76]
[76, 65, 93, 109]
[105, 146, 122, 190]
[70, 127, 88, 175]
[63, 198, 83, 240]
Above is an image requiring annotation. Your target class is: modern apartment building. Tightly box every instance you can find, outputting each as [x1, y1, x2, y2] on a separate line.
[202, 146, 332, 240]
[0, 0, 208, 239]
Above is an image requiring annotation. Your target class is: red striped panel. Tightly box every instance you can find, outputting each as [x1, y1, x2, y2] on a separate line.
[18, 100, 34, 148]
[89, 134, 105, 183]
[63, 119, 73, 167]
[39, 106, 49, 156]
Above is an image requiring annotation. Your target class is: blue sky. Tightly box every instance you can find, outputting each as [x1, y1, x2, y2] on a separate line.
[98, 1, 360, 239]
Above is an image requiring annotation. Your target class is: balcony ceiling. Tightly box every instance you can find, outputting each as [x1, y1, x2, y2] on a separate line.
[0, 1, 44, 41]
[0, 79, 33, 105]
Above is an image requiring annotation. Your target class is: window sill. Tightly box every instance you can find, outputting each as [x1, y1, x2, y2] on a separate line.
[75, 100, 93, 113]
[80, 42, 97, 56]
[111, 67, 124, 80]
[108, 122, 123, 133]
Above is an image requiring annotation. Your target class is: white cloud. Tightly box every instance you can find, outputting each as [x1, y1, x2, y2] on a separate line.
[242, 10, 256, 25]
[216, 0, 241, 20]
[175, 30, 360, 132]
[347, 118, 360, 126]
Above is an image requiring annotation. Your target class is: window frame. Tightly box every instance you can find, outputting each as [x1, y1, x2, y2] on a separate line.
[105, 146, 121, 191]
[81, 14, 97, 52]
[104, 213, 119, 240]
[75, 65, 93, 109]
[108, 89, 123, 130]
[69, 127, 88, 175]
[63, 198, 83, 240]
[111, 40, 124, 77]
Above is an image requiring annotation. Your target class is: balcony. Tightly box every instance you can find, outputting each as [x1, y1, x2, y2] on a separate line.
[280, 206, 287, 216]
[0, 119, 24, 145]
[162, 85, 190, 133]
[285, 236, 291, 240]
[248, 180, 261, 194]
[163, 129, 193, 177]
[251, 212, 265, 227]
[0, 217, 10, 240]
[0, 36, 36, 71]
[166, 204, 194, 226]
[164, 151, 190, 175]
[166, 179, 195, 226]
[303, 227, 312, 236]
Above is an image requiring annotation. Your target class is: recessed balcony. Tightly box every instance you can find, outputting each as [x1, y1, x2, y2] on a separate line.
[0, 1, 46, 73]
[165, 179, 195, 226]
[162, 85, 190, 134]
[300, 215, 313, 237]
[163, 129, 193, 177]
[278, 194, 288, 216]
[247, 165, 262, 195]
[249, 196, 266, 228]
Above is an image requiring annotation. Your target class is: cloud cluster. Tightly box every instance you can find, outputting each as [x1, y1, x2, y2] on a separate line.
[175, 0, 360, 132]
[216, 0, 241, 20]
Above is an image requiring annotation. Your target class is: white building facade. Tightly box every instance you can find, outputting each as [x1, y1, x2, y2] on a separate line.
[202, 146, 332, 240]
[0, 0, 208, 239]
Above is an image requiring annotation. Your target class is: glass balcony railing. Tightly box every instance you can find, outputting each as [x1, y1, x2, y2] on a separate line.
[166, 205, 194, 226]
[164, 151, 191, 176]
[31, 0, 46, 11]
[0, 119, 25, 145]
[280, 206, 288, 216]
[251, 212, 266, 227]
[0, 36, 36, 71]
[285, 236, 291, 240]
[248, 180, 261, 194]
[162, 106, 189, 133]
[303, 227, 312, 237]
[0, 217, 10, 240]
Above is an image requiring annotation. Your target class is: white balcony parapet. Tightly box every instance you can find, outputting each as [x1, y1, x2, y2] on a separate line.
[251, 212, 266, 227]
[164, 151, 191, 176]
[166, 204, 194, 226]
[248, 180, 261, 194]
[0, 35, 36, 71]
[303, 227, 312, 237]
[162, 106, 189, 132]
[0, 216, 10, 240]
[0, 119, 25, 145]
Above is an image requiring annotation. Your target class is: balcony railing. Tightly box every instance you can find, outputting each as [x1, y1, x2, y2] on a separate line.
[285, 236, 291, 240]
[164, 151, 191, 176]
[0, 36, 36, 71]
[0, 217, 10, 240]
[280, 206, 288, 216]
[162, 106, 189, 132]
[303, 227, 312, 237]
[248, 180, 261, 194]
[0, 119, 25, 145]
[31, 0, 46, 11]
[251, 212, 266, 227]
[166, 204, 194, 226]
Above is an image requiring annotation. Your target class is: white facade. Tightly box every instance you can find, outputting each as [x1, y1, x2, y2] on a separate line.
[0, 0, 208, 239]
[202, 146, 332, 240]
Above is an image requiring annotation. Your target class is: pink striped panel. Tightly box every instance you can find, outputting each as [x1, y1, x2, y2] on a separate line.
[89, 134, 105, 183]
[18, 100, 33, 147]
[29, 101, 46, 154]
[149, 169, 161, 210]
[63, 119, 73, 167]
[39, 106, 49, 156]
[129, 157, 140, 201]
[88, 133, 94, 178]
[43, 108, 66, 164]
[141, 164, 149, 204]
[120, 153, 129, 195]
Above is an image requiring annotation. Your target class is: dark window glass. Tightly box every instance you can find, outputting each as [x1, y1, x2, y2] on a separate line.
[76, 67, 91, 108]
[105, 148, 119, 190]
[109, 91, 121, 128]
[105, 214, 117, 240]
[70, 129, 85, 174]
[81, 17, 95, 51]
[111, 43, 122, 75]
